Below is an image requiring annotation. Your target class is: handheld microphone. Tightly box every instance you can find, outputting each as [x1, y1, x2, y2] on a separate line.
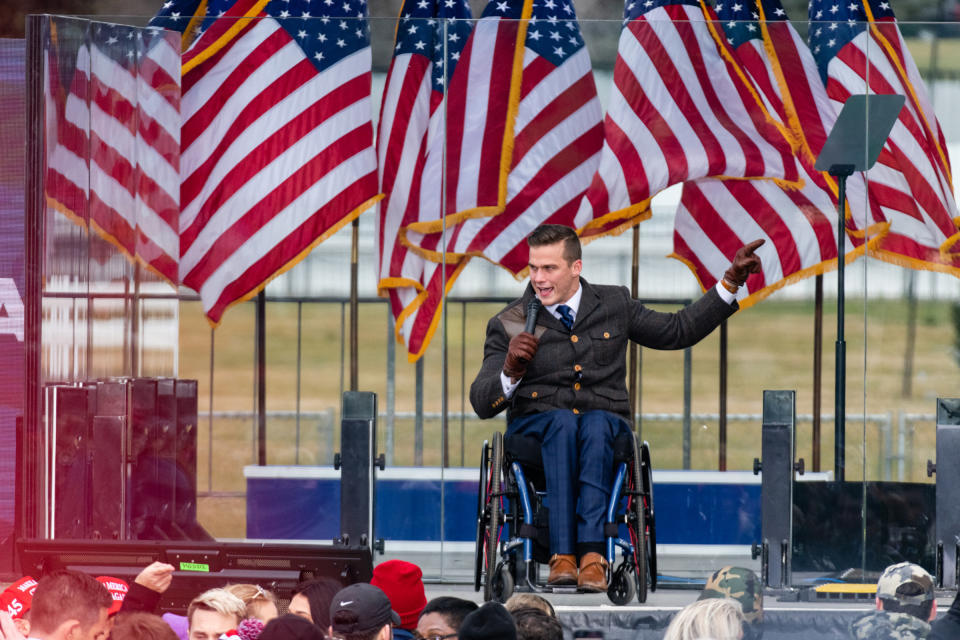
[524, 297, 541, 334]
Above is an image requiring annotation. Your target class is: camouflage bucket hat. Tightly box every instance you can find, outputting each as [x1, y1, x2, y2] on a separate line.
[876, 562, 934, 606]
[698, 566, 763, 625]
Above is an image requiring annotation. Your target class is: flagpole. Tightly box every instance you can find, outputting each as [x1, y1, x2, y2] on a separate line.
[813, 274, 823, 472]
[628, 225, 640, 436]
[350, 218, 359, 391]
[131, 260, 141, 377]
[440, 18, 450, 471]
[719, 320, 727, 472]
[256, 290, 266, 466]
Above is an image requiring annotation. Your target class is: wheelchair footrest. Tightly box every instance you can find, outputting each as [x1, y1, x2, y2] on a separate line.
[545, 585, 578, 595]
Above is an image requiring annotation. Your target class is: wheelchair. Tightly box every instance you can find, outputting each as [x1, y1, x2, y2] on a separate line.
[474, 428, 657, 604]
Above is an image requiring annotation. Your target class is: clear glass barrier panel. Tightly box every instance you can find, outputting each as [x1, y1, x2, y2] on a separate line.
[27, 8, 960, 588]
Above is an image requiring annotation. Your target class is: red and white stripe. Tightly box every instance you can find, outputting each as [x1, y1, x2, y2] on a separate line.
[825, 19, 959, 269]
[46, 40, 90, 225]
[87, 39, 139, 257]
[673, 10, 869, 304]
[45, 28, 181, 284]
[415, 26, 604, 276]
[675, 161, 855, 305]
[376, 17, 465, 361]
[577, 2, 799, 239]
[178, 7, 379, 325]
[441, 16, 518, 219]
[134, 31, 181, 283]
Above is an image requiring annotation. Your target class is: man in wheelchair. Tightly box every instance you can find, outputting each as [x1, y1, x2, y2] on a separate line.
[470, 224, 762, 592]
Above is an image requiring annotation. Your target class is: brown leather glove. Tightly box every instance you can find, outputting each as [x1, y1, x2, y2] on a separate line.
[503, 332, 539, 381]
[723, 238, 765, 288]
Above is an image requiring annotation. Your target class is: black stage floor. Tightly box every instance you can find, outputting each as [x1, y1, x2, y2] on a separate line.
[424, 583, 954, 639]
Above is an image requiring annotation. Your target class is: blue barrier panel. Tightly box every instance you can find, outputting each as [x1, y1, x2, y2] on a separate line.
[245, 467, 775, 545]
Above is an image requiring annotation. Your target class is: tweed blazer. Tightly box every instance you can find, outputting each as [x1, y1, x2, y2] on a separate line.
[469, 278, 737, 423]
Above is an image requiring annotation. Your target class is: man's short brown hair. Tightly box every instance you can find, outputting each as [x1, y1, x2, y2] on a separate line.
[29, 570, 112, 634]
[111, 613, 178, 640]
[526, 225, 581, 264]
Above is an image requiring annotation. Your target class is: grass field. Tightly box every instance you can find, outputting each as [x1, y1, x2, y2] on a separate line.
[178, 291, 960, 538]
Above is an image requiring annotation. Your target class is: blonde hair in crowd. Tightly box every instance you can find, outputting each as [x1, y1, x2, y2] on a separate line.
[186, 588, 246, 628]
[663, 598, 745, 640]
[224, 584, 278, 620]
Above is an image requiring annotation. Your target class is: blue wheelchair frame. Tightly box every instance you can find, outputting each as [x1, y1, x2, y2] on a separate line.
[476, 431, 656, 605]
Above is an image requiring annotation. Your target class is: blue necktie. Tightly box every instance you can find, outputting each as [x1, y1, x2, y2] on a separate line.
[556, 304, 574, 330]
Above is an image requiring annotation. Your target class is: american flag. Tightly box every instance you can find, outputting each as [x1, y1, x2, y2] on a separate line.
[809, 0, 960, 273]
[376, 0, 473, 361]
[405, 0, 605, 277]
[396, 0, 523, 268]
[674, 0, 865, 306]
[439, 0, 521, 224]
[155, 0, 381, 325]
[45, 23, 89, 229]
[45, 23, 182, 284]
[576, 0, 801, 241]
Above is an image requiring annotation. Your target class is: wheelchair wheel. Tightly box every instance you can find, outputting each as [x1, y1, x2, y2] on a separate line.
[474, 439, 490, 592]
[629, 432, 649, 603]
[483, 432, 504, 602]
[491, 562, 515, 603]
[641, 440, 658, 592]
[607, 563, 637, 606]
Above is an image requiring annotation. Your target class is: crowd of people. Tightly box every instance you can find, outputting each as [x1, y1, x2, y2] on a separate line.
[0, 558, 958, 640]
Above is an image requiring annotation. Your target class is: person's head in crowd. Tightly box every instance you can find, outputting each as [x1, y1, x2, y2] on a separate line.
[416, 597, 478, 640]
[371, 560, 428, 632]
[698, 566, 763, 640]
[458, 602, 517, 640]
[110, 612, 179, 640]
[663, 598, 745, 640]
[328, 583, 398, 640]
[186, 588, 246, 640]
[95, 576, 129, 617]
[289, 577, 342, 630]
[28, 569, 113, 640]
[0, 576, 39, 636]
[258, 614, 325, 640]
[224, 584, 279, 623]
[510, 607, 562, 640]
[875, 561, 937, 622]
[504, 594, 555, 618]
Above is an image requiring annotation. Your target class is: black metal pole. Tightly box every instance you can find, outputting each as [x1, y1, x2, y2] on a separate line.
[350, 219, 359, 391]
[813, 275, 823, 472]
[832, 168, 853, 482]
[131, 262, 141, 377]
[719, 320, 727, 471]
[256, 290, 266, 466]
[23, 15, 44, 540]
[902, 273, 917, 398]
[629, 225, 639, 432]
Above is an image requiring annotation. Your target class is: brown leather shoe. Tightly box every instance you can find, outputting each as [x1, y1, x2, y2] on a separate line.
[547, 554, 578, 585]
[577, 552, 608, 592]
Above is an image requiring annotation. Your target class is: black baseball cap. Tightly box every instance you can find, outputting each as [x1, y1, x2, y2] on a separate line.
[329, 583, 400, 635]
